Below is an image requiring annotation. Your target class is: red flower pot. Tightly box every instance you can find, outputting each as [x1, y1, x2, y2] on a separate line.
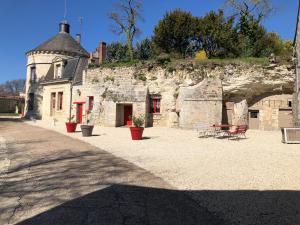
[130, 127, 144, 140]
[127, 120, 132, 126]
[65, 122, 77, 133]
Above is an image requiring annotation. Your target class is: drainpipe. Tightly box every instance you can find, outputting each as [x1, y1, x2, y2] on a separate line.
[69, 81, 73, 120]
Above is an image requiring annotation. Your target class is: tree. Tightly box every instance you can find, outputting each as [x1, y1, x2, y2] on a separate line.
[109, 0, 143, 61]
[135, 38, 155, 60]
[0, 79, 25, 94]
[153, 9, 196, 57]
[224, 0, 274, 57]
[195, 10, 239, 58]
[225, 0, 274, 22]
[106, 42, 129, 62]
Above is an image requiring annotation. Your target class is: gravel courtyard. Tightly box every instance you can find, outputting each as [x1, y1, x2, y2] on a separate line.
[1, 118, 299, 225]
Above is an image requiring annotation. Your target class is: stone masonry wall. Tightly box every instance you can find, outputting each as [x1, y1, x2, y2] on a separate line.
[79, 62, 293, 128]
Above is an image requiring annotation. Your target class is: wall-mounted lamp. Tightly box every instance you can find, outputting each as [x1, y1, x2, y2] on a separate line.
[77, 89, 81, 96]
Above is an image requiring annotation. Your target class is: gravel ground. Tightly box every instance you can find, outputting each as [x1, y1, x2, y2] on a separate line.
[24, 119, 300, 225]
[26, 120, 300, 191]
[0, 118, 224, 225]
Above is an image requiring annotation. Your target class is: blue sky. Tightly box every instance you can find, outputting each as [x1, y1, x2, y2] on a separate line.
[0, 0, 298, 83]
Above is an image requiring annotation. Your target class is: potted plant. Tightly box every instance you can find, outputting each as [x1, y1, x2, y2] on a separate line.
[130, 115, 145, 140]
[80, 110, 94, 137]
[65, 115, 77, 133]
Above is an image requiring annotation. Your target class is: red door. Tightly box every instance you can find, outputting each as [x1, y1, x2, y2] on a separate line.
[124, 105, 132, 126]
[77, 104, 83, 124]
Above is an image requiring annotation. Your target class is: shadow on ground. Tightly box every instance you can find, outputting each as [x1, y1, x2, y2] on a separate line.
[13, 186, 300, 225]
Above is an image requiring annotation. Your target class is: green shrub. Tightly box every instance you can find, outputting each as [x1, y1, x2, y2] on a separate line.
[134, 73, 147, 81]
[132, 115, 144, 127]
[156, 54, 171, 66]
[104, 76, 115, 83]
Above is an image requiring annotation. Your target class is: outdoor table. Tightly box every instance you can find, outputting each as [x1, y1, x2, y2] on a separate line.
[210, 124, 232, 137]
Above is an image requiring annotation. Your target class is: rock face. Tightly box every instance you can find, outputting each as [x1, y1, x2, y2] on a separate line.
[177, 79, 223, 128]
[80, 62, 294, 128]
[220, 64, 294, 105]
[232, 100, 248, 126]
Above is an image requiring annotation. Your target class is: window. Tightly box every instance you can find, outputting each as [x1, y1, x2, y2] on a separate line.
[88, 96, 94, 111]
[149, 95, 161, 113]
[250, 111, 259, 118]
[30, 67, 36, 83]
[288, 101, 292, 107]
[57, 92, 63, 110]
[55, 64, 62, 78]
[28, 93, 34, 110]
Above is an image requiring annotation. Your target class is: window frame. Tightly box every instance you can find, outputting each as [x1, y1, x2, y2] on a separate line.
[149, 95, 161, 114]
[57, 92, 63, 111]
[55, 64, 62, 79]
[30, 66, 37, 83]
[88, 96, 94, 111]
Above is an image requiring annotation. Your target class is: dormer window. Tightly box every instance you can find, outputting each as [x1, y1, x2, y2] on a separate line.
[55, 64, 62, 78]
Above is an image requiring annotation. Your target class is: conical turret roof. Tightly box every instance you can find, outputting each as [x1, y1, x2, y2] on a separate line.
[27, 21, 89, 57]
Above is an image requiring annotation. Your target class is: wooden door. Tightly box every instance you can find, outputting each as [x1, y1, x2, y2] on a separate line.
[278, 109, 293, 128]
[249, 110, 259, 129]
[77, 104, 83, 124]
[124, 105, 132, 126]
[50, 93, 56, 116]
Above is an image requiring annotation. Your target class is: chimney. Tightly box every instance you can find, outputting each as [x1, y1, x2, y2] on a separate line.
[98, 42, 106, 64]
[59, 20, 70, 33]
[76, 34, 81, 44]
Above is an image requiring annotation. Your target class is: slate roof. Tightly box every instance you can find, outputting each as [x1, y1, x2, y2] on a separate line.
[27, 33, 89, 57]
[43, 57, 88, 85]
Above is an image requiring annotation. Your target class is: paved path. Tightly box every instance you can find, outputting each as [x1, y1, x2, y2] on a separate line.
[0, 118, 225, 225]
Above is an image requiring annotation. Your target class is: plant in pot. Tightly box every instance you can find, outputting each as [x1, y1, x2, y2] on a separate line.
[80, 110, 94, 137]
[129, 115, 145, 140]
[65, 115, 77, 133]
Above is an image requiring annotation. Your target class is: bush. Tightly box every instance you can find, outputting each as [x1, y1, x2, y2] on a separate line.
[195, 50, 208, 60]
[132, 115, 144, 127]
[156, 53, 171, 66]
[134, 73, 147, 81]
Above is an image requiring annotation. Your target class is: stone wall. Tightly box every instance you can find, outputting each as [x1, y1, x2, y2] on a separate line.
[177, 79, 222, 128]
[83, 66, 224, 128]
[25, 53, 73, 119]
[42, 82, 71, 122]
[249, 94, 293, 130]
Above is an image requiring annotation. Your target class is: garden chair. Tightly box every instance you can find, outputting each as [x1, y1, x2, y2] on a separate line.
[195, 123, 213, 138]
[224, 125, 248, 140]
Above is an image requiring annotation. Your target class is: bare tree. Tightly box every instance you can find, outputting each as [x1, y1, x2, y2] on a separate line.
[225, 0, 274, 22]
[109, 0, 143, 61]
[0, 79, 25, 94]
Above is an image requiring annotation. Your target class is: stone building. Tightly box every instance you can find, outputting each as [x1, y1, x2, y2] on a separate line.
[71, 67, 223, 129]
[248, 95, 293, 130]
[0, 94, 24, 114]
[24, 21, 295, 130]
[24, 21, 89, 121]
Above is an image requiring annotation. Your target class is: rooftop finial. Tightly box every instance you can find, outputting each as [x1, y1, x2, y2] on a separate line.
[64, 0, 67, 20]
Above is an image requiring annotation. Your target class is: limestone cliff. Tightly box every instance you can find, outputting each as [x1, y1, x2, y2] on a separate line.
[86, 62, 294, 106]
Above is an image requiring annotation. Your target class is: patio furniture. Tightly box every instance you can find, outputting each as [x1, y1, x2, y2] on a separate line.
[195, 123, 214, 138]
[281, 127, 300, 144]
[224, 125, 248, 140]
[211, 124, 232, 138]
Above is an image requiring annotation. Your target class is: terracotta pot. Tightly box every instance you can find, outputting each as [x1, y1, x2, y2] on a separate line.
[130, 127, 144, 140]
[65, 122, 77, 133]
[81, 125, 94, 137]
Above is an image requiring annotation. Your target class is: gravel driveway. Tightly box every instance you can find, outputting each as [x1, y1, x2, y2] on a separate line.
[0, 118, 224, 225]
